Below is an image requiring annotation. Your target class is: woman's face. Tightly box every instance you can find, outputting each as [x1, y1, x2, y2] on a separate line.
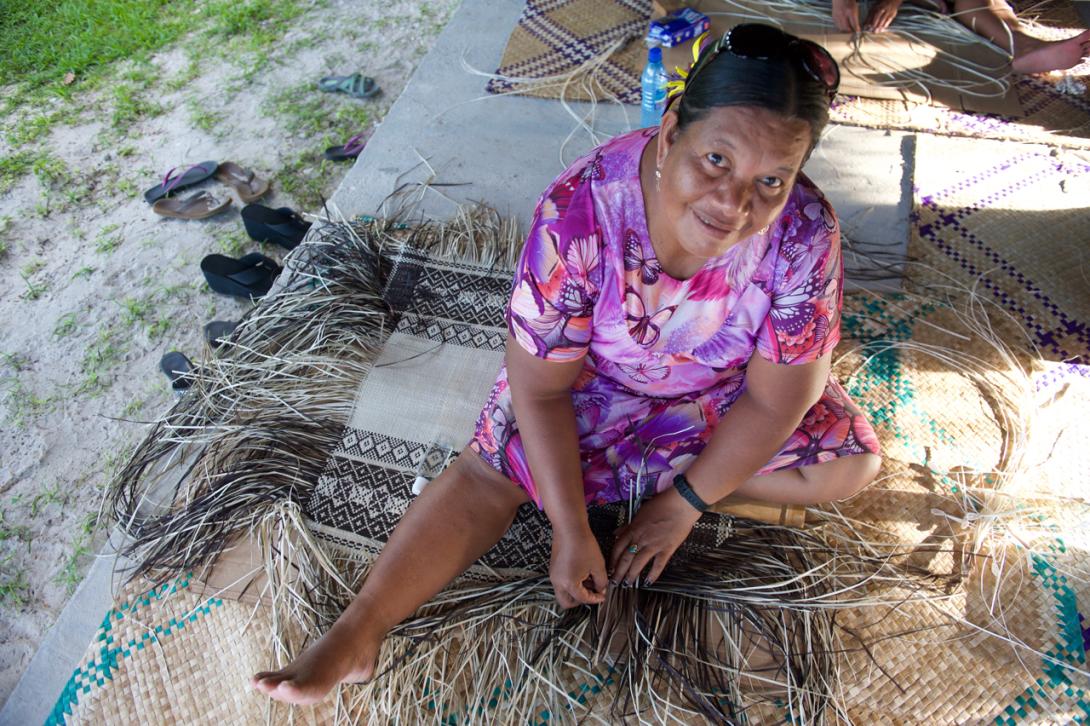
[652, 105, 812, 269]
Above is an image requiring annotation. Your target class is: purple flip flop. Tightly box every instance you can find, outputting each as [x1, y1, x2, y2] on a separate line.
[143, 161, 218, 204]
[323, 134, 366, 162]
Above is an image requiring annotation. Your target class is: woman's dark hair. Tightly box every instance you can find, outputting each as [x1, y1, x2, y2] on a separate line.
[676, 33, 833, 148]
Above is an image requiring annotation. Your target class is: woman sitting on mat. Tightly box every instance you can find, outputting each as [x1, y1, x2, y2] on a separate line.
[252, 23, 882, 705]
[832, 0, 1090, 74]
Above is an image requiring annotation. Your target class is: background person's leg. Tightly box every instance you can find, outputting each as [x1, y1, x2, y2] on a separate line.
[950, 0, 1090, 72]
[251, 450, 530, 705]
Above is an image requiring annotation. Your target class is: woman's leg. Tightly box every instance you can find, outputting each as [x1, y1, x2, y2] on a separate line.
[251, 450, 530, 705]
[732, 452, 882, 505]
[950, 0, 1090, 73]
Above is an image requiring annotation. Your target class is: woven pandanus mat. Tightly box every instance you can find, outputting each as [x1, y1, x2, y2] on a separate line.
[52, 299, 1090, 724]
[829, 356, 1090, 724]
[910, 133, 1090, 365]
[50, 134, 1090, 722]
[486, 0, 650, 105]
[46, 575, 337, 725]
[822, 130, 1090, 722]
[489, 0, 1090, 148]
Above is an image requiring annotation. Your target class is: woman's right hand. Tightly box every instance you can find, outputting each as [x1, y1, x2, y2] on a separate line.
[549, 525, 608, 608]
[832, 0, 861, 32]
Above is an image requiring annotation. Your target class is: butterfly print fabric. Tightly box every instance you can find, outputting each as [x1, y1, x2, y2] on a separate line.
[471, 129, 878, 507]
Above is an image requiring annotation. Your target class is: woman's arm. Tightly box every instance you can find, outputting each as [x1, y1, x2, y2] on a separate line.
[505, 337, 608, 607]
[609, 352, 831, 586]
[685, 351, 830, 501]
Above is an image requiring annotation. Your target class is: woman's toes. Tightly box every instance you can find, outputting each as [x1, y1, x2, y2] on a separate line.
[250, 673, 278, 693]
[270, 678, 324, 706]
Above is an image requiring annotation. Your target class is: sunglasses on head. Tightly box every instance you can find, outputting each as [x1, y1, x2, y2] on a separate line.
[689, 23, 840, 100]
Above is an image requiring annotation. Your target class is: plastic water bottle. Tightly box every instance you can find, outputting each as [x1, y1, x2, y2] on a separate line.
[640, 46, 667, 128]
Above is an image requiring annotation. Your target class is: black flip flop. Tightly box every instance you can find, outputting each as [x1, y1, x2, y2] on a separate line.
[204, 319, 239, 348]
[159, 351, 193, 391]
[144, 161, 218, 204]
[241, 204, 312, 251]
[201, 253, 282, 299]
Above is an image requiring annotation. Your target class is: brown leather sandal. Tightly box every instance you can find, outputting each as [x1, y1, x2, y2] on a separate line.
[151, 191, 232, 220]
[214, 162, 270, 203]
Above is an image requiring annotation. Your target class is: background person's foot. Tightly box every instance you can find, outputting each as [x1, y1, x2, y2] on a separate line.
[250, 621, 382, 705]
[1012, 30, 1090, 74]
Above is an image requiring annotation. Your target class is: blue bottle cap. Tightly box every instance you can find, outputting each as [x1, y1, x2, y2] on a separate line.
[648, 47, 662, 63]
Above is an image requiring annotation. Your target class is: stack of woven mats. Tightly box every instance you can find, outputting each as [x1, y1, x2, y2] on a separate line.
[48, 8, 1090, 726]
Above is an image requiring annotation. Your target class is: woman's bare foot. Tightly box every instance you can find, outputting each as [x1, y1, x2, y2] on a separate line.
[250, 619, 384, 705]
[1012, 30, 1090, 74]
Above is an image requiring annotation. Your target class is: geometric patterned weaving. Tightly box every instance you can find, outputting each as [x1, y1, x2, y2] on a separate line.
[303, 244, 737, 576]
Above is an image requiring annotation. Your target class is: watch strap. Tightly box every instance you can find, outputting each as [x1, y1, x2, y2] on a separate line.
[673, 473, 710, 513]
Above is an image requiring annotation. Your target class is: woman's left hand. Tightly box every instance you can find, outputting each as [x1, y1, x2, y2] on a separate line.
[609, 486, 703, 587]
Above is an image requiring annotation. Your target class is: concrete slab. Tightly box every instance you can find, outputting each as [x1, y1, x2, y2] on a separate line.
[2, 0, 914, 721]
[333, 0, 912, 287]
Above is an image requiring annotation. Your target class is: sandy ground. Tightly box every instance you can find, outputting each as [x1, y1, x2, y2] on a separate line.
[0, 0, 460, 704]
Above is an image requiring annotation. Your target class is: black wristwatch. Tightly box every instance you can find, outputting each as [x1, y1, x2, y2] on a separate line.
[673, 473, 710, 513]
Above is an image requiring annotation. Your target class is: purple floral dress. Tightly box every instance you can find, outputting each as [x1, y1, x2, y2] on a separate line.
[470, 129, 879, 508]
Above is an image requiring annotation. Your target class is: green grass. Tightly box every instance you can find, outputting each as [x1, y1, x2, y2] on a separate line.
[24, 152, 96, 215]
[0, 1, 186, 98]
[121, 395, 146, 418]
[164, 57, 202, 92]
[94, 224, 123, 254]
[21, 259, 44, 276]
[0, 361, 43, 427]
[0, 0, 315, 191]
[53, 312, 79, 338]
[187, 98, 226, 135]
[110, 83, 165, 131]
[118, 288, 176, 340]
[118, 296, 152, 325]
[19, 271, 48, 301]
[29, 484, 65, 518]
[0, 352, 30, 371]
[218, 229, 251, 257]
[0, 215, 11, 258]
[0, 151, 38, 194]
[78, 326, 126, 395]
[72, 266, 96, 280]
[1, 379, 54, 427]
[0, 559, 29, 608]
[56, 511, 99, 594]
[0, 511, 33, 549]
[6, 109, 68, 147]
[263, 82, 373, 138]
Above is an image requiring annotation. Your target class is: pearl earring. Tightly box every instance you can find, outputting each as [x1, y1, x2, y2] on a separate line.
[654, 168, 661, 190]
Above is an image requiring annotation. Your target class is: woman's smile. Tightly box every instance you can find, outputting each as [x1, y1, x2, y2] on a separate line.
[690, 207, 740, 235]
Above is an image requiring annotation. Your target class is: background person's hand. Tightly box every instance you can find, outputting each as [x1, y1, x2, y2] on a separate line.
[609, 487, 702, 588]
[549, 526, 608, 608]
[864, 0, 903, 32]
[832, 0, 861, 32]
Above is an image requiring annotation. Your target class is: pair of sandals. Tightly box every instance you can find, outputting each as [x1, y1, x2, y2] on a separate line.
[159, 320, 240, 392]
[145, 162, 269, 220]
[318, 73, 379, 162]
[200, 204, 312, 299]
